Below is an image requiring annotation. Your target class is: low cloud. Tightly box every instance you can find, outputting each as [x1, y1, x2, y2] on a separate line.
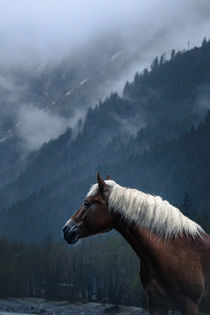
[0, 0, 209, 69]
[17, 106, 69, 152]
[16, 105, 87, 152]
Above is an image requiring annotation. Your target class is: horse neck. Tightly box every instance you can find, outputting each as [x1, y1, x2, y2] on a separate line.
[113, 214, 166, 263]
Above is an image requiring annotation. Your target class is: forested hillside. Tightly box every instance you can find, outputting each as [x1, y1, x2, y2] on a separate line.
[102, 111, 210, 211]
[0, 40, 210, 242]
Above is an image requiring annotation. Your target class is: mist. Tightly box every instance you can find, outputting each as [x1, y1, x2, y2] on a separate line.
[0, 0, 210, 152]
[1, 0, 209, 68]
[16, 106, 69, 152]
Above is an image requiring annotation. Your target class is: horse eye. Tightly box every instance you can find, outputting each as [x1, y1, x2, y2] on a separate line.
[84, 200, 91, 207]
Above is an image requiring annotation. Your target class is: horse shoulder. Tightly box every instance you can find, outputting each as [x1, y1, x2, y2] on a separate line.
[139, 236, 206, 308]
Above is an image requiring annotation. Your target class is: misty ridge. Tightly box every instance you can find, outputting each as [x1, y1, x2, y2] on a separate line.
[1, 38, 210, 187]
[0, 0, 210, 155]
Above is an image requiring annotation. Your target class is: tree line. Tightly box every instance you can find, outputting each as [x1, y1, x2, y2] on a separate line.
[0, 235, 146, 307]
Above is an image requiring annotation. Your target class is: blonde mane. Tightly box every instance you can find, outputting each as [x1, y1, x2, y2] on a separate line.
[87, 181, 204, 239]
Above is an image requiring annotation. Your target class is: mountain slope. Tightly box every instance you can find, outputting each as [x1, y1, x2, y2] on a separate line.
[0, 40, 210, 242]
[1, 41, 210, 210]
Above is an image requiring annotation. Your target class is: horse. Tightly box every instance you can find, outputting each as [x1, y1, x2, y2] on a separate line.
[63, 173, 210, 314]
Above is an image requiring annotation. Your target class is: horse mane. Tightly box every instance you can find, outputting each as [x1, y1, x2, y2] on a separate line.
[87, 180, 205, 239]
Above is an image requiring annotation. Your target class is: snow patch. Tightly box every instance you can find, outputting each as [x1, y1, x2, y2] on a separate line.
[0, 130, 13, 143]
[80, 78, 89, 86]
[65, 89, 74, 96]
[111, 51, 123, 61]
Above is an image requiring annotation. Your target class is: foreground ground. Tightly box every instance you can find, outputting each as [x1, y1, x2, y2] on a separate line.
[2, 298, 209, 314]
[0, 297, 147, 314]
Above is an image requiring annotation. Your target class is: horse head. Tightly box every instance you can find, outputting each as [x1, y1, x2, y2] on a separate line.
[63, 173, 114, 244]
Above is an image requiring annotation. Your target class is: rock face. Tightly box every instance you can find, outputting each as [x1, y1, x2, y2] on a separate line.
[0, 297, 148, 314]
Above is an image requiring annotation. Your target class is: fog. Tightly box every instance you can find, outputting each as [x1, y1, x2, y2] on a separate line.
[17, 105, 68, 151]
[1, 0, 209, 68]
[0, 0, 209, 152]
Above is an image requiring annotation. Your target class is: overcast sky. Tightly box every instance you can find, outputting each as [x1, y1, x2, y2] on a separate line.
[0, 0, 209, 70]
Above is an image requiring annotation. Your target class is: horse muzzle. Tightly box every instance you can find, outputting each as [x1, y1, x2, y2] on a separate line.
[63, 220, 80, 244]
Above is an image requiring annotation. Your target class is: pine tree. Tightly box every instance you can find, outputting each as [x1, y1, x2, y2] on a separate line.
[179, 193, 194, 217]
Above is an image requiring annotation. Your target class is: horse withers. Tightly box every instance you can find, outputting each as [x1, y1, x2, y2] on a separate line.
[63, 173, 210, 314]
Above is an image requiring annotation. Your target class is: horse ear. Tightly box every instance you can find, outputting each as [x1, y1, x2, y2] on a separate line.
[106, 175, 111, 180]
[97, 173, 107, 193]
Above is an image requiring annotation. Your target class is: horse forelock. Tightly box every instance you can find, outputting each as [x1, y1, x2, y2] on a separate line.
[86, 181, 204, 239]
[86, 180, 118, 197]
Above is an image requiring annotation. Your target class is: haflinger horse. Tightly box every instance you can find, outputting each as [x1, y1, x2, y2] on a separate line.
[63, 173, 210, 314]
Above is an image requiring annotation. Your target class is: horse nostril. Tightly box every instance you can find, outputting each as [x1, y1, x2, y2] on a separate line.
[63, 225, 68, 234]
